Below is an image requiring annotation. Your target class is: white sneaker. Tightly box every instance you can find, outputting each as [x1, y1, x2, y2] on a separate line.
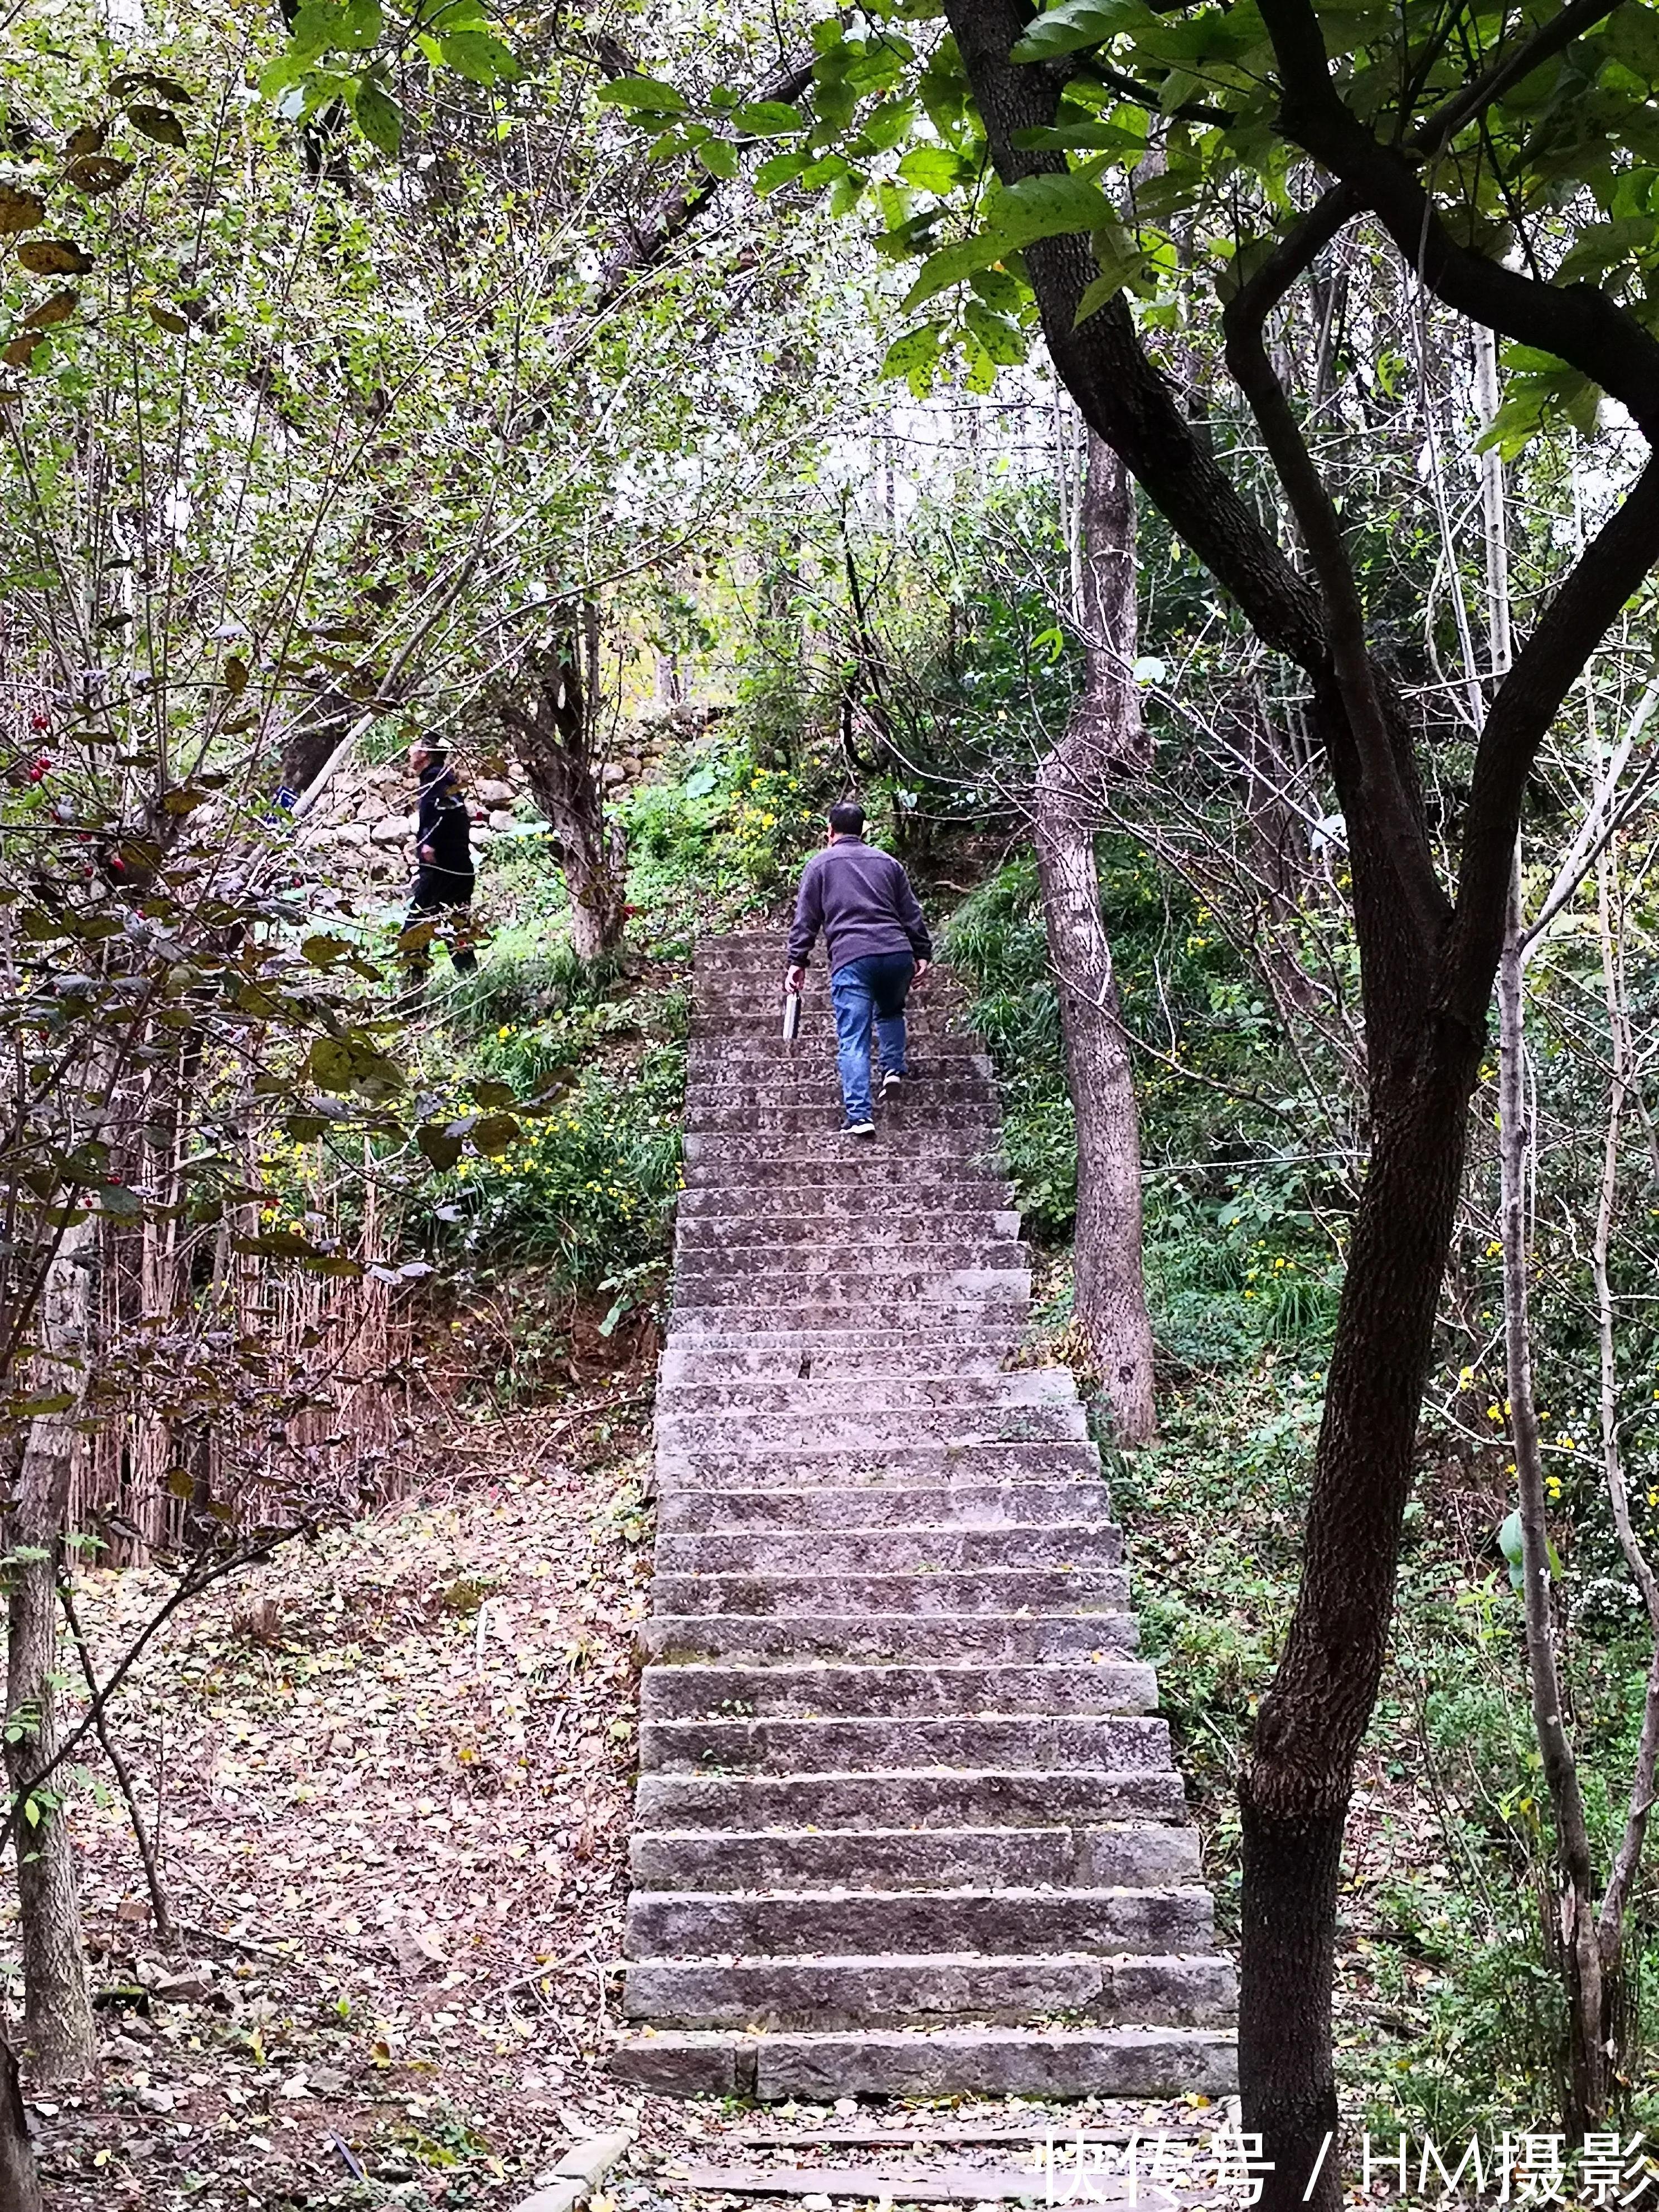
[846, 1120, 876, 1138]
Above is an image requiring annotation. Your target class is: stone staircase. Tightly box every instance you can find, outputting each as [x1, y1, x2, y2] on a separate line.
[612, 932, 1236, 2101]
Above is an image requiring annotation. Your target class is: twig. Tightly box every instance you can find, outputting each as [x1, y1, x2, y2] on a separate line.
[56, 1579, 177, 1952]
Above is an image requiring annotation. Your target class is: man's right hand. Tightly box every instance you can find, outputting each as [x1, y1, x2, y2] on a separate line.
[914, 960, 931, 984]
[785, 965, 806, 995]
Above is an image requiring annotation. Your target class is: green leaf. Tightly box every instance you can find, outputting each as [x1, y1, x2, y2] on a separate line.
[988, 169, 1118, 249]
[733, 100, 806, 135]
[471, 1113, 522, 1155]
[1010, 0, 1152, 63]
[351, 77, 403, 153]
[1073, 271, 1120, 326]
[416, 1123, 465, 1172]
[880, 321, 943, 396]
[439, 28, 518, 83]
[125, 105, 187, 149]
[964, 298, 1027, 364]
[596, 75, 687, 115]
[898, 144, 967, 193]
[904, 234, 1011, 311]
[1607, 5, 1659, 81]
[754, 150, 808, 195]
[696, 137, 740, 180]
[969, 265, 1026, 312]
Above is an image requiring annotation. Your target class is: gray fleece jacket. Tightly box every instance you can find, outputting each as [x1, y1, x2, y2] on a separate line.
[787, 837, 933, 974]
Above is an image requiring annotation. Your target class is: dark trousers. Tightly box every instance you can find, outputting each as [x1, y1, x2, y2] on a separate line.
[830, 952, 913, 1122]
[399, 867, 478, 979]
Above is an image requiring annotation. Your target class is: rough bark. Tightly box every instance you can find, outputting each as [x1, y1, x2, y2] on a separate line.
[1035, 436, 1156, 1443]
[499, 610, 628, 961]
[0, 2033, 42, 2212]
[3, 1216, 96, 2085]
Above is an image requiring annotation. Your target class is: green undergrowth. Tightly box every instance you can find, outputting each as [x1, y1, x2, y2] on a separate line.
[955, 851, 1659, 2135]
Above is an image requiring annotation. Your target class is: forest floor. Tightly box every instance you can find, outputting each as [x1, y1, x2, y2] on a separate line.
[26, 1381, 1235, 2212]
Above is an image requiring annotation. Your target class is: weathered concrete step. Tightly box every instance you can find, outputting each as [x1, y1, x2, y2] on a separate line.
[681, 1159, 1008, 1192]
[684, 1074, 997, 1103]
[668, 1256, 1035, 1292]
[655, 1374, 1076, 1415]
[669, 1302, 1031, 1340]
[628, 1823, 1202, 1894]
[650, 1567, 1126, 1617]
[657, 1343, 1018, 1382]
[664, 1317, 1024, 1351]
[638, 1614, 1137, 1666]
[653, 1526, 1123, 1577]
[625, 1886, 1214, 1962]
[621, 1951, 1235, 2030]
[675, 1211, 1022, 1249]
[611, 2024, 1237, 2099]
[656, 1404, 1081, 1451]
[634, 1765, 1189, 1831]
[690, 1023, 984, 1052]
[656, 1483, 1107, 1532]
[641, 1658, 1151, 1719]
[684, 1132, 1007, 1166]
[639, 1714, 1167, 1775]
[676, 1183, 1013, 1219]
[656, 1441, 1104, 1488]
[686, 1105, 1001, 1135]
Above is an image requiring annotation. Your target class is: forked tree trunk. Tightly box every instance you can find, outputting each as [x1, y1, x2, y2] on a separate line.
[1035, 434, 1156, 1443]
[500, 608, 628, 960]
[4, 1216, 97, 2085]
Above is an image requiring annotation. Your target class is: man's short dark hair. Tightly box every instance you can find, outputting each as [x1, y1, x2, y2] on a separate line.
[828, 800, 865, 835]
[415, 740, 449, 768]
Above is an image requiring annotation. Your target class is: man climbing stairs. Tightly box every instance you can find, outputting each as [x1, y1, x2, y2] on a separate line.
[612, 933, 1236, 2100]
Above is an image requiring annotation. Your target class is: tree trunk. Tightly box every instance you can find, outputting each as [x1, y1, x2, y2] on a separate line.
[1034, 435, 1156, 1443]
[4, 1217, 96, 2085]
[0, 2034, 43, 2212]
[500, 610, 628, 960]
[1240, 1008, 1481, 2210]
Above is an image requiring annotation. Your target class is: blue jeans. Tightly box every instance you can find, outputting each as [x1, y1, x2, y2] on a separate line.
[830, 953, 914, 1124]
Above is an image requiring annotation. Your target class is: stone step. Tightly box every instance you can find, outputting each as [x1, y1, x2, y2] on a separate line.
[675, 1210, 1022, 1248]
[633, 1766, 1190, 1831]
[656, 1483, 1107, 1531]
[681, 1157, 1010, 1190]
[639, 1713, 1167, 1775]
[628, 1823, 1202, 1894]
[684, 1074, 997, 1103]
[657, 1344, 1019, 1382]
[690, 1022, 986, 1052]
[668, 1301, 1031, 1338]
[638, 1614, 1138, 1666]
[673, 1245, 1029, 1285]
[618, 934, 1233, 2103]
[675, 1185, 1014, 1219]
[652, 1526, 1123, 1577]
[620, 1951, 1235, 2031]
[625, 1885, 1216, 1962]
[655, 1374, 1075, 1415]
[651, 1568, 1128, 1618]
[685, 1105, 1001, 1135]
[611, 2024, 1237, 2100]
[654, 1440, 1104, 1487]
[640, 1659, 1152, 1719]
[664, 1314, 1024, 1346]
[684, 1132, 1007, 1166]
[655, 1404, 1082, 1450]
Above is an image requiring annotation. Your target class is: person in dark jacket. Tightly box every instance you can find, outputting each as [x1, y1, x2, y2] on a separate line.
[786, 799, 932, 1137]
[397, 740, 478, 988]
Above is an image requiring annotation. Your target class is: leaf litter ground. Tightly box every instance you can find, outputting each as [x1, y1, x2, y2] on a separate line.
[24, 1393, 1245, 2211]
